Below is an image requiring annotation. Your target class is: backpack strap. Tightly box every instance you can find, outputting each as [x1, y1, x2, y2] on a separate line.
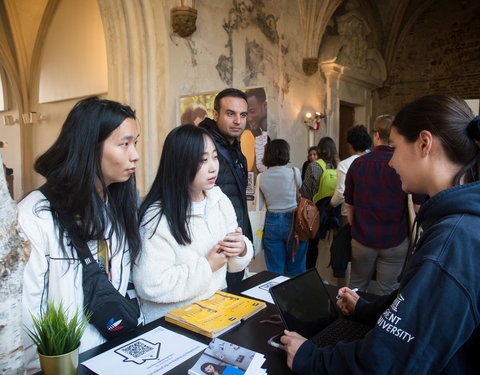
[316, 158, 327, 172]
[288, 168, 300, 261]
[292, 167, 300, 202]
[39, 183, 97, 267]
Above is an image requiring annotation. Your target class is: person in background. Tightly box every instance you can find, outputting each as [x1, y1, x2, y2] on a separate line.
[19, 97, 142, 373]
[193, 105, 208, 125]
[301, 146, 318, 181]
[257, 139, 307, 276]
[344, 115, 409, 295]
[181, 105, 208, 126]
[199, 89, 253, 287]
[300, 137, 338, 201]
[301, 137, 339, 269]
[330, 125, 371, 226]
[133, 125, 253, 322]
[282, 94, 480, 374]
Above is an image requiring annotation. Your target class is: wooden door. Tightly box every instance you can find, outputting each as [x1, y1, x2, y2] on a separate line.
[339, 103, 355, 161]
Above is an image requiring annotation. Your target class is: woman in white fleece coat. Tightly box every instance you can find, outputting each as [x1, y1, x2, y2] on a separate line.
[133, 124, 253, 322]
[19, 97, 142, 373]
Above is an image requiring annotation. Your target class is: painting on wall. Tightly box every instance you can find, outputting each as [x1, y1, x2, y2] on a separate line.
[179, 92, 215, 126]
[179, 87, 269, 208]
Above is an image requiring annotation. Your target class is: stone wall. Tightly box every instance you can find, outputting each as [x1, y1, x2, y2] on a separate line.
[376, 0, 480, 116]
[164, 0, 329, 167]
[0, 153, 30, 374]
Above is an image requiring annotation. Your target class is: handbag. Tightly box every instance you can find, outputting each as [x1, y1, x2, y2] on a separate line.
[39, 184, 141, 340]
[75, 243, 141, 339]
[288, 168, 320, 260]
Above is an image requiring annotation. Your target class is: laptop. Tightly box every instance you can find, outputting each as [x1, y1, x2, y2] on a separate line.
[269, 268, 372, 346]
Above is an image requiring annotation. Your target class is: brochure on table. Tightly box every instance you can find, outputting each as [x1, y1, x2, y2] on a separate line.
[82, 326, 206, 375]
[189, 338, 266, 375]
[165, 291, 266, 338]
[241, 275, 289, 304]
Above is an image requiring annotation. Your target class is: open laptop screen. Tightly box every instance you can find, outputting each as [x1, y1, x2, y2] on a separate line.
[269, 268, 338, 339]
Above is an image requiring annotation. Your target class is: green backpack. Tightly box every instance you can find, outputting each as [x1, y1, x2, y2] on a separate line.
[312, 159, 337, 204]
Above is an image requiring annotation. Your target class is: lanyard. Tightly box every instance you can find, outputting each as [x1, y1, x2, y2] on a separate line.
[97, 228, 114, 280]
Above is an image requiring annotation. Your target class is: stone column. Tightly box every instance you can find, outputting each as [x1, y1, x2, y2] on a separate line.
[0, 152, 30, 374]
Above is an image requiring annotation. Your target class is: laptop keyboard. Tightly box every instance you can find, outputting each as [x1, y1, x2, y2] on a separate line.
[310, 318, 372, 347]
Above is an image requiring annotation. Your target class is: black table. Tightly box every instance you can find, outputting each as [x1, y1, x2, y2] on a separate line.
[78, 271, 347, 374]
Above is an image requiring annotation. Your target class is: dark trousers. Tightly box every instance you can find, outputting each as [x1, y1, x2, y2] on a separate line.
[226, 270, 245, 288]
[306, 232, 321, 269]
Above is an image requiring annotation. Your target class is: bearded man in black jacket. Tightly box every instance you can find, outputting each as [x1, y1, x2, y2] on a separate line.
[199, 88, 253, 287]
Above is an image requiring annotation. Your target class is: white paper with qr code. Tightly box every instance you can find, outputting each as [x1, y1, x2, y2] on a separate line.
[81, 326, 206, 375]
[241, 275, 290, 304]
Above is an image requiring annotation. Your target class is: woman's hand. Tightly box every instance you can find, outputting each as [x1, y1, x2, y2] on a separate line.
[280, 330, 307, 369]
[336, 287, 360, 316]
[205, 244, 228, 272]
[218, 228, 246, 257]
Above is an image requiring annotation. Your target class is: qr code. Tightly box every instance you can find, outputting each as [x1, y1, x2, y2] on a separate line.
[119, 341, 152, 358]
[259, 281, 278, 291]
[115, 339, 160, 365]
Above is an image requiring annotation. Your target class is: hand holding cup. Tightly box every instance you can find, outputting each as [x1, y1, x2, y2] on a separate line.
[218, 228, 246, 257]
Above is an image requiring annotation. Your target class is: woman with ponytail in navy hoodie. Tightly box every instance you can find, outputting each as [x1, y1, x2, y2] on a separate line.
[282, 95, 480, 375]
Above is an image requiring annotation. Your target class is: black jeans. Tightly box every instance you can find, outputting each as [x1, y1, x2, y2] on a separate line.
[226, 270, 245, 288]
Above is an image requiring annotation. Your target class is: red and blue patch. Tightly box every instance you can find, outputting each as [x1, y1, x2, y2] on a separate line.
[106, 318, 124, 332]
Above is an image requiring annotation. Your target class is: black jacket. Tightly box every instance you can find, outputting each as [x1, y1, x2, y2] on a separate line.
[199, 118, 253, 241]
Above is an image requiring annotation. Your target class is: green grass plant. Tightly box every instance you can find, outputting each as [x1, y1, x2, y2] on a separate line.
[25, 300, 91, 356]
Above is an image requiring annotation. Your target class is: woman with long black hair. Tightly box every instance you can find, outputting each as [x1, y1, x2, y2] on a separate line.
[19, 97, 142, 372]
[133, 124, 253, 323]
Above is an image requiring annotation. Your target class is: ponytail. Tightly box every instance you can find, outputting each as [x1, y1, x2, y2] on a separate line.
[458, 116, 480, 185]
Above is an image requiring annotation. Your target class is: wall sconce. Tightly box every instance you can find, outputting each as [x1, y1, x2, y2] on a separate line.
[3, 115, 18, 126]
[21, 112, 46, 124]
[171, 1, 198, 38]
[303, 111, 326, 130]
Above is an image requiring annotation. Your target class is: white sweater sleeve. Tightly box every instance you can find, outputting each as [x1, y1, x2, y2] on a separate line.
[133, 218, 214, 304]
[215, 193, 253, 273]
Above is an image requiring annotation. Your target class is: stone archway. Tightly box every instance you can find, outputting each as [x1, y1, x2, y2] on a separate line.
[97, 0, 169, 194]
[319, 10, 386, 147]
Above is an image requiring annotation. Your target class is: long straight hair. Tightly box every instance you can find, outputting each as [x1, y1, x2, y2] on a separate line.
[34, 96, 141, 265]
[140, 124, 213, 245]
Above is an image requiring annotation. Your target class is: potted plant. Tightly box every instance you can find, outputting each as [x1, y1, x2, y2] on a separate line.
[25, 300, 91, 375]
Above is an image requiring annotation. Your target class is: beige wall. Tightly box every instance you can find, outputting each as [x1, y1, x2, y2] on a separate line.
[38, 0, 107, 103]
[3, 0, 332, 198]
[163, 0, 328, 175]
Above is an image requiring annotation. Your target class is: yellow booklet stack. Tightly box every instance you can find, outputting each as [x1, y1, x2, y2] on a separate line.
[165, 291, 266, 338]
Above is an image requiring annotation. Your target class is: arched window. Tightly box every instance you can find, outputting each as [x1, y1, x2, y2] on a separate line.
[38, 0, 107, 103]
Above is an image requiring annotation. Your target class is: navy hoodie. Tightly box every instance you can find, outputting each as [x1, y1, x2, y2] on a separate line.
[293, 181, 480, 374]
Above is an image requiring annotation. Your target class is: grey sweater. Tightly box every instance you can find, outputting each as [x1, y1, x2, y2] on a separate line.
[257, 166, 301, 212]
